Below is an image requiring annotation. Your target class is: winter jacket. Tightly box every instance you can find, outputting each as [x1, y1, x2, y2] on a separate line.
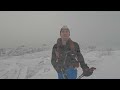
[51, 39, 88, 72]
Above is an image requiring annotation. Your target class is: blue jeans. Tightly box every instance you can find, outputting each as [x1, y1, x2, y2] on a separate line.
[57, 67, 77, 79]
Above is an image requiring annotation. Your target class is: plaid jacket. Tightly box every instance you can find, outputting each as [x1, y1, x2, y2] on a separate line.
[51, 41, 88, 72]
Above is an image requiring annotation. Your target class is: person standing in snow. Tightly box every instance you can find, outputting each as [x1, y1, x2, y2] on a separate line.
[51, 25, 93, 79]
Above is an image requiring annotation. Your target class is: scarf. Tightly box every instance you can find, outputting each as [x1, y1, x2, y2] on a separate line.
[55, 38, 75, 62]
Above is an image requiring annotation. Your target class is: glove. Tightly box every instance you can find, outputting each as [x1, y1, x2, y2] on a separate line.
[82, 64, 93, 77]
[54, 63, 63, 73]
[55, 66, 62, 73]
[83, 68, 93, 77]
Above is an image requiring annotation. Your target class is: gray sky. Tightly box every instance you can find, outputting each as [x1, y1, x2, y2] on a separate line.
[0, 11, 120, 49]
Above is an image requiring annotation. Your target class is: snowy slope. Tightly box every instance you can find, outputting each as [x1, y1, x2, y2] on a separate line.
[81, 50, 120, 79]
[0, 50, 58, 79]
[92, 50, 120, 79]
[0, 49, 120, 79]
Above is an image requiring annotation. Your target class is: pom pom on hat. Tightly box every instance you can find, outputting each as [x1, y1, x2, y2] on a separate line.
[61, 25, 69, 30]
[60, 25, 70, 35]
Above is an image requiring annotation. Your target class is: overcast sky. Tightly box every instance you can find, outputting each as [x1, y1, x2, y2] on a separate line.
[0, 11, 120, 49]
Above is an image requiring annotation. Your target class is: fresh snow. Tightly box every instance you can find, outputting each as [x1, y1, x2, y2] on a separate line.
[0, 49, 120, 79]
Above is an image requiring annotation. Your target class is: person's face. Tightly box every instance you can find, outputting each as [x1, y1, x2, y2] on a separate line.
[60, 29, 70, 40]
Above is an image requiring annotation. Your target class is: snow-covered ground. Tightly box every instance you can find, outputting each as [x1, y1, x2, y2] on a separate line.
[0, 48, 120, 79]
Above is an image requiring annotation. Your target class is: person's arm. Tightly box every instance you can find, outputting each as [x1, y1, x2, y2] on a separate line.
[75, 43, 89, 69]
[51, 44, 57, 67]
[51, 44, 60, 72]
[75, 42, 94, 77]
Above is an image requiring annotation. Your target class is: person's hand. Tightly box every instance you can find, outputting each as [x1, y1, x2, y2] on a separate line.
[55, 66, 62, 73]
[83, 67, 96, 77]
[54, 63, 63, 73]
[83, 68, 92, 76]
